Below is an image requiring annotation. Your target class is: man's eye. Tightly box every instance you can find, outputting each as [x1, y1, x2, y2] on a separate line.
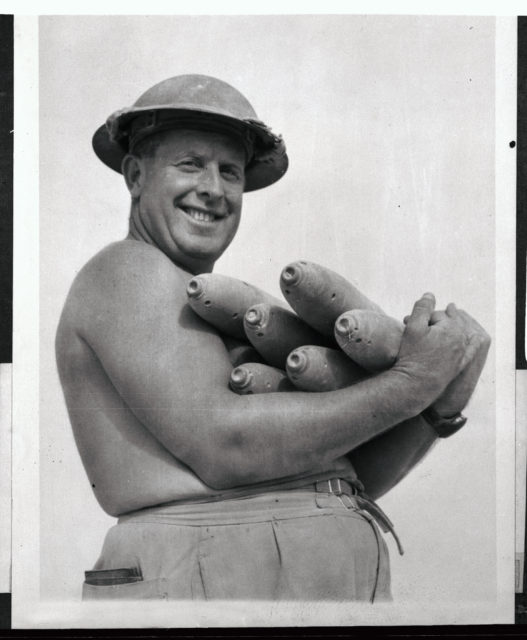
[221, 167, 242, 181]
[177, 159, 201, 170]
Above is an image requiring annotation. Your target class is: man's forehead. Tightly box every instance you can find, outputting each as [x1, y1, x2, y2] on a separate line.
[147, 127, 247, 160]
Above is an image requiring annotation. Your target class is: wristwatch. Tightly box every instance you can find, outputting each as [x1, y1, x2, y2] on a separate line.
[421, 406, 467, 438]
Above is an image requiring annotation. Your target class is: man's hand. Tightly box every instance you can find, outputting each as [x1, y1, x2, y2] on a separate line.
[394, 293, 469, 404]
[403, 303, 491, 417]
[430, 306, 490, 416]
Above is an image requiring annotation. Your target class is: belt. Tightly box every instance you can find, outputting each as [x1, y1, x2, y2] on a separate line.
[314, 478, 404, 556]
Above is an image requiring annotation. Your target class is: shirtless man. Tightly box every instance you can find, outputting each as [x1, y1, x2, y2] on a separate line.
[56, 75, 490, 602]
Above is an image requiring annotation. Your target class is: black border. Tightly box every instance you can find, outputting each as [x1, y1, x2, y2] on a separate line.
[0, 11, 13, 635]
[1, 625, 527, 638]
[0, 14, 13, 364]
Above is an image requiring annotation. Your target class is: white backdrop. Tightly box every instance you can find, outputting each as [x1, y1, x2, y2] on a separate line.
[38, 13, 500, 622]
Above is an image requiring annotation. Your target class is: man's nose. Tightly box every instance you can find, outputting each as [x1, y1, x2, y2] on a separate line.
[197, 164, 224, 201]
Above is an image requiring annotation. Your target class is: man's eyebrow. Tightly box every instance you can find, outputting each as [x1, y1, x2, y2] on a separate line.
[164, 147, 245, 166]
[221, 159, 245, 169]
[169, 149, 200, 157]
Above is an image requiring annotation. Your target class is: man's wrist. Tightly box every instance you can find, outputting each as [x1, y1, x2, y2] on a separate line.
[388, 365, 448, 418]
[421, 406, 467, 438]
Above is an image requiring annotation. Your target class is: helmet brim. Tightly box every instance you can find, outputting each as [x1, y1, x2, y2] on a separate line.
[92, 110, 289, 193]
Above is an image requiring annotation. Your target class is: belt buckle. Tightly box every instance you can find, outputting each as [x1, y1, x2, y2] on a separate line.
[328, 478, 342, 495]
[320, 479, 405, 556]
[325, 478, 354, 496]
[325, 478, 356, 509]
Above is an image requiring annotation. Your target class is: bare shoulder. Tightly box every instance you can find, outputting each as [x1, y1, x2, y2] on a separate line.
[55, 238, 231, 402]
[59, 240, 190, 337]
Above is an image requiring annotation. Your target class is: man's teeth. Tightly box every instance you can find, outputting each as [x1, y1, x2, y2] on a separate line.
[185, 208, 217, 222]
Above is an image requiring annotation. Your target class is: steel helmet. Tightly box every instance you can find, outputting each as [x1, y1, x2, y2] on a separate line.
[92, 74, 288, 192]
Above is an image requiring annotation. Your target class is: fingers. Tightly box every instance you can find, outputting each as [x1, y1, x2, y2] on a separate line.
[430, 305, 460, 325]
[445, 302, 457, 318]
[403, 298, 490, 354]
[453, 308, 490, 343]
[404, 302, 458, 326]
[456, 309, 491, 353]
[405, 292, 436, 334]
[430, 310, 447, 325]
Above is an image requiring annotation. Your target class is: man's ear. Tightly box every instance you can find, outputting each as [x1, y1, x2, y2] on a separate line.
[122, 154, 146, 198]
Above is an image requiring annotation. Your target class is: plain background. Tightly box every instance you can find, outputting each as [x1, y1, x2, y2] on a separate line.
[38, 13, 498, 615]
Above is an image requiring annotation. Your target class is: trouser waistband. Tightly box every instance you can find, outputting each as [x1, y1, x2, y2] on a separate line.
[314, 478, 404, 556]
[117, 477, 403, 556]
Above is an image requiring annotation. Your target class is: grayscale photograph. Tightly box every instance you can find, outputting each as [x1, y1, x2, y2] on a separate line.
[12, 11, 514, 627]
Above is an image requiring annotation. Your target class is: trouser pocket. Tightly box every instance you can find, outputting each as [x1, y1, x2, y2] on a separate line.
[84, 567, 142, 586]
[82, 572, 168, 600]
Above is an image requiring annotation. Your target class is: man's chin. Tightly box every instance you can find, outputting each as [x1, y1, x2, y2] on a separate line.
[185, 238, 234, 261]
[167, 242, 227, 273]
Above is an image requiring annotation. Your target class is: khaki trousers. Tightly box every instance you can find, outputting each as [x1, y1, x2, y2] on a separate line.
[82, 488, 392, 602]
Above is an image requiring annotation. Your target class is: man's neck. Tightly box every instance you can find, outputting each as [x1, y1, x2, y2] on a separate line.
[127, 203, 214, 275]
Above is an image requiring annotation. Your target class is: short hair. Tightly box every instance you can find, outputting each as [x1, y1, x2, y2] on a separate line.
[131, 130, 166, 160]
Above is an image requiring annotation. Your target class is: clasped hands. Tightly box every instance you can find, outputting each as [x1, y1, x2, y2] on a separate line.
[398, 293, 491, 418]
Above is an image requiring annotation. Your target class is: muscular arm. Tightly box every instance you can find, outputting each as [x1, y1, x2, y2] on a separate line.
[61, 241, 465, 491]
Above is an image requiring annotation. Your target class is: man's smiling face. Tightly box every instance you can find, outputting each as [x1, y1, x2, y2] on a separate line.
[128, 128, 246, 273]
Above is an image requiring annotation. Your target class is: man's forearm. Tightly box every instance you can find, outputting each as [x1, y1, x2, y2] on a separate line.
[141, 367, 447, 490]
[348, 415, 438, 500]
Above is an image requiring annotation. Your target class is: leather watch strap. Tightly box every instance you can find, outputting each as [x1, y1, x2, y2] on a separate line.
[421, 406, 467, 438]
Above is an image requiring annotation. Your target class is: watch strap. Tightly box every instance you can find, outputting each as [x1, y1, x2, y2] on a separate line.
[421, 406, 467, 438]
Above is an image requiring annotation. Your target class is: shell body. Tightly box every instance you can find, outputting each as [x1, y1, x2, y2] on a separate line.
[280, 260, 383, 337]
[243, 303, 327, 368]
[286, 345, 366, 391]
[229, 363, 295, 395]
[334, 309, 404, 371]
[187, 273, 285, 340]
